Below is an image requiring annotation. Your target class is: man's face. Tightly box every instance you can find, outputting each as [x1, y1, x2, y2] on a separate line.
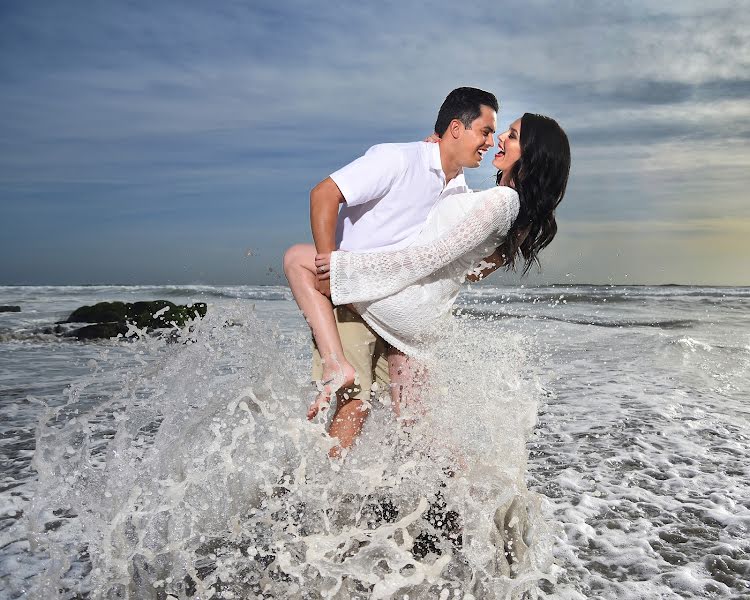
[456, 105, 496, 168]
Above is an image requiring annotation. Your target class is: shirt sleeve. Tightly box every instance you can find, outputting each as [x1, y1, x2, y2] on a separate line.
[330, 186, 520, 305]
[330, 144, 406, 207]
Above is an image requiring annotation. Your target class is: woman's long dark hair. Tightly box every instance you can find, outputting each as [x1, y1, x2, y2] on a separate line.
[497, 113, 571, 274]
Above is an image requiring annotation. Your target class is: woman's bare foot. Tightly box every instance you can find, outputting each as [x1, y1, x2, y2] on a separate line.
[307, 360, 357, 420]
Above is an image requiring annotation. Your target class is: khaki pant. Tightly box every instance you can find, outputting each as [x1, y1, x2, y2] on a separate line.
[311, 306, 390, 401]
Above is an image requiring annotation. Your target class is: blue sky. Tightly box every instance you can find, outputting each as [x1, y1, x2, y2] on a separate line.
[1, 1, 748, 285]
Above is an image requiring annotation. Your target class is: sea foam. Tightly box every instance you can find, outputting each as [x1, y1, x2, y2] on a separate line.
[26, 301, 551, 599]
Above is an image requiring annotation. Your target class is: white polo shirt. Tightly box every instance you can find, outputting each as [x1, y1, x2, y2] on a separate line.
[331, 141, 470, 252]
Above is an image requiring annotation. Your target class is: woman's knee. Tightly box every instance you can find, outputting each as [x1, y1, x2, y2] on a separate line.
[283, 243, 310, 275]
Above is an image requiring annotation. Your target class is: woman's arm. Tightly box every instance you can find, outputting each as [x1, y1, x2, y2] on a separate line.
[465, 225, 531, 282]
[465, 249, 505, 282]
[329, 186, 520, 305]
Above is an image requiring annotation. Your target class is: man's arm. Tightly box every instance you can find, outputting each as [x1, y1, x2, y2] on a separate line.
[310, 177, 345, 296]
[310, 145, 405, 296]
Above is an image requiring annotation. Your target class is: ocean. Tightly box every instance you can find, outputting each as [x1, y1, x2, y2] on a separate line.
[0, 284, 748, 599]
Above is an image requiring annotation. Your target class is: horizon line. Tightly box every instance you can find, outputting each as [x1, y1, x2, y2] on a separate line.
[1, 282, 749, 289]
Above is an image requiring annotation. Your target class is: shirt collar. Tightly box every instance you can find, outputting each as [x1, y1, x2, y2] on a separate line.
[448, 169, 468, 191]
[428, 141, 468, 190]
[428, 141, 443, 173]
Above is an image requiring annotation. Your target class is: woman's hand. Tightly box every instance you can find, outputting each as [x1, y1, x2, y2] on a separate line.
[424, 133, 441, 144]
[314, 252, 332, 281]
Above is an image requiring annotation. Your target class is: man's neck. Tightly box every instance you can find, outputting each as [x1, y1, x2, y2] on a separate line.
[438, 145, 462, 184]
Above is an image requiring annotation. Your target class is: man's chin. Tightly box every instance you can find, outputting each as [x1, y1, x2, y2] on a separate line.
[460, 154, 483, 168]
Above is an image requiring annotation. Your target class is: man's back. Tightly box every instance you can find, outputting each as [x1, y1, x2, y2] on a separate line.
[333, 141, 470, 252]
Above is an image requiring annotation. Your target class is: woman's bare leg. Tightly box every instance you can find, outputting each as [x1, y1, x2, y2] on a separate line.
[283, 243, 356, 418]
[387, 347, 426, 423]
[388, 349, 466, 475]
[327, 397, 369, 459]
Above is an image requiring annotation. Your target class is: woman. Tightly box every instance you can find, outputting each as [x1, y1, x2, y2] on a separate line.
[285, 113, 570, 426]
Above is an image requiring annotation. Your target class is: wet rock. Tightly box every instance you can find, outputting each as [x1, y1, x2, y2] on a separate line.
[66, 300, 207, 328]
[39, 324, 66, 335]
[0, 305, 21, 312]
[62, 300, 208, 340]
[67, 301, 127, 323]
[65, 322, 129, 341]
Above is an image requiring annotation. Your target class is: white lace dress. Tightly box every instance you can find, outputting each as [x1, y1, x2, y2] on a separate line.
[330, 185, 520, 357]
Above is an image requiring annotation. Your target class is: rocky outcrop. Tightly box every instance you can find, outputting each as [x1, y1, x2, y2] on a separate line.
[63, 300, 207, 340]
[0, 306, 21, 312]
[68, 322, 129, 341]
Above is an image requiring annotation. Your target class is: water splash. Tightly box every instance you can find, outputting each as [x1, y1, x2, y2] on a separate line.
[27, 303, 553, 599]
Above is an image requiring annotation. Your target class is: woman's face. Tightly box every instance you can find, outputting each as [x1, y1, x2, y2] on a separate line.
[492, 118, 522, 172]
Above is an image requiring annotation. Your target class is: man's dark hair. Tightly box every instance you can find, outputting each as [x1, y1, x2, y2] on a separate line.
[434, 87, 499, 135]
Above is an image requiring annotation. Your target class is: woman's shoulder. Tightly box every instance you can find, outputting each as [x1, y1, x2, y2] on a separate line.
[473, 186, 521, 225]
[440, 185, 519, 209]
[445, 185, 518, 203]
[429, 185, 518, 228]
[473, 184, 519, 199]
[471, 185, 520, 209]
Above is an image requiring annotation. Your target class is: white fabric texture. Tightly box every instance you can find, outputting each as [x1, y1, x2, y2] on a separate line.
[330, 185, 520, 357]
[331, 142, 470, 252]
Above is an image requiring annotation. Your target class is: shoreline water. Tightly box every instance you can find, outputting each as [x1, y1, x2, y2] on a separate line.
[1, 285, 748, 598]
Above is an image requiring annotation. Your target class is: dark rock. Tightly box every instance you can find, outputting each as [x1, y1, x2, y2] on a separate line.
[61, 300, 207, 340]
[67, 301, 128, 323]
[66, 301, 207, 328]
[126, 300, 207, 328]
[65, 322, 129, 341]
[0, 306, 21, 312]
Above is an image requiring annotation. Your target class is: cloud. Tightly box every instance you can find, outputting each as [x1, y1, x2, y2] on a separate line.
[0, 1, 748, 284]
[533, 216, 750, 286]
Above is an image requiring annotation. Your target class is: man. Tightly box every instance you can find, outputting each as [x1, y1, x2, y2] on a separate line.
[309, 87, 498, 456]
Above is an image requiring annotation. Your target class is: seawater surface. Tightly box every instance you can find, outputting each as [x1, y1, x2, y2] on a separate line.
[0, 284, 748, 599]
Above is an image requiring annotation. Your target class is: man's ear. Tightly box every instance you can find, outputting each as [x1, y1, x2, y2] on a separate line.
[447, 119, 463, 140]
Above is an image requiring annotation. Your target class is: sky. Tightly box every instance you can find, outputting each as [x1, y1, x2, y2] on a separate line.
[1, 0, 748, 286]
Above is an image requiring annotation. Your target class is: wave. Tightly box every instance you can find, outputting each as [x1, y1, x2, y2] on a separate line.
[464, 293, 635, 305]
[25, 305, 553, 599]
[457, 307, 698, 329]
[462, 287, 750, 308]
[3, 285, 748, 313]
[153, 287, 293, 301]
[674, 337, 714, 352]
[671, 337, 750, 355]
[0, 327, 69, 343]
[0, 284, 294, 303]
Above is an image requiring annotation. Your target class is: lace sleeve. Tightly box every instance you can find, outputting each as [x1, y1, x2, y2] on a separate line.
[330, 186, 519, 305]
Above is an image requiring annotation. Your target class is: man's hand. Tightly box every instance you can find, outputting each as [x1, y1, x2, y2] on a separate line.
[424, 133, 441, 143]
[315, 252, 332, 296]
[314, 252, 332, 280]
[316, 278, 331, 297]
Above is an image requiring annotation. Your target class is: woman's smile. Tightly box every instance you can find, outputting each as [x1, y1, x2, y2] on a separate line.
[492, 118, 523, 171]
